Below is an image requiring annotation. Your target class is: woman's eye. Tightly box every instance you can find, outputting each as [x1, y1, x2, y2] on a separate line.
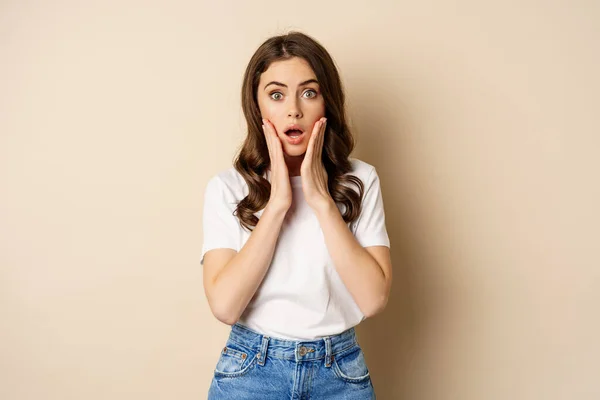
[270, 90, 317, 101]
[270, 92, 283, 101]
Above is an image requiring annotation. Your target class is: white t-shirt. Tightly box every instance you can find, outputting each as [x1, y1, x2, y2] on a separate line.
[200, 158, 390, 340]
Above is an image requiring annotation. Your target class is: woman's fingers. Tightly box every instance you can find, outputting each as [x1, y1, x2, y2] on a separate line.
[262, 120, 277, 168]
[318, 118, 326, 159]
[263, 119, 284, 164]
[305, 118, 324, 161]
[267, 120, 283, 160]
[263, 118, 283, 178]
[262, 118, 292, 211]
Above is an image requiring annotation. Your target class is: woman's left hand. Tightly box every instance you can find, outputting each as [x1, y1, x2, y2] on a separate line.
[301, 117, 334, 213]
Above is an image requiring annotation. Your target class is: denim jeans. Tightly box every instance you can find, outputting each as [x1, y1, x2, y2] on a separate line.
[207, 322, 376, 399]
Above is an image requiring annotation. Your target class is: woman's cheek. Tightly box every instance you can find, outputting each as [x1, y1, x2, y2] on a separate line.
[308, 101, 326, 119]
[262, 103, 281, 121]
[258, 97, 275, 119]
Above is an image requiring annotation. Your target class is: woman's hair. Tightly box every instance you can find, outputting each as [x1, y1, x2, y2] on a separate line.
[233, 31, 364, 231]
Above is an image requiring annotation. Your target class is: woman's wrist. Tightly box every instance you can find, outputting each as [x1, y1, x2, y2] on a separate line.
[264, 201, 290, 218]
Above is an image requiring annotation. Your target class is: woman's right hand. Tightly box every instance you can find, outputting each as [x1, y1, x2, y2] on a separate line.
[262, 118, 292, 213]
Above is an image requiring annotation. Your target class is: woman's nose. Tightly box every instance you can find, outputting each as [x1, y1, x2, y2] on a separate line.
[288, 100, 302, 118]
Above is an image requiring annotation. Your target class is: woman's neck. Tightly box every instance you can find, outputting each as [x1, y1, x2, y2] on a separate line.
[284, 153, 304, 177]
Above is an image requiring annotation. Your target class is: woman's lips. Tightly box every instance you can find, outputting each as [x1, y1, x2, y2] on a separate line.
[282, 130, 305, 145]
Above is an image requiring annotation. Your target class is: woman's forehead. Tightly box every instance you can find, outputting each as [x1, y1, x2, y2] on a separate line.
[260, 57, 317, 85]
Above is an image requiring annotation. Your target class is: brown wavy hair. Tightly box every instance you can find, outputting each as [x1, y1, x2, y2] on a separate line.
[233, 31, 365, 231]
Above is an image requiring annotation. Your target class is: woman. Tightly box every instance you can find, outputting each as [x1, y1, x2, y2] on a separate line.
[201, 31, 392, 399]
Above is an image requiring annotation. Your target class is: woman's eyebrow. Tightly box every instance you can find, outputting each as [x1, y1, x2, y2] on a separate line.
[264, 79, 319, 91]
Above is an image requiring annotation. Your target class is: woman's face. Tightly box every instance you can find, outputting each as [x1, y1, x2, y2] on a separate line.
[257, 57, 326, 157]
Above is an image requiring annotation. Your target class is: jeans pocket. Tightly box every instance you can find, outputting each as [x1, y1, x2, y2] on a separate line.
[332, 344, 371, 384]
[214, 340, 259, 378]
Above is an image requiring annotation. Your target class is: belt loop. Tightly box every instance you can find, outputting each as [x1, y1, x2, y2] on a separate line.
[324, 336, 333, 368]
[258, 335, 270, 366]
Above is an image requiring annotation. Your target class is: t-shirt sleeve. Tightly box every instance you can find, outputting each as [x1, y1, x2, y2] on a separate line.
[200, 176, 240, 266]
[352, 167, 391, 248]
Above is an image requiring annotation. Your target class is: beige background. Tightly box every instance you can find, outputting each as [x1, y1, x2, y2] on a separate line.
[1, 0, 599, 399]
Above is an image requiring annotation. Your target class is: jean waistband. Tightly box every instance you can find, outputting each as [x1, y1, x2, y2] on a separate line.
[229, 323, 358, 364]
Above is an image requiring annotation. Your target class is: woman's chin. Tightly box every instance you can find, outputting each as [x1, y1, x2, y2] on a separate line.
[283, 147, 307, 157]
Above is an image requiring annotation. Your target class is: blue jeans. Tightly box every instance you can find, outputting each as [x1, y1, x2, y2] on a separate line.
[208, 322, 376, 399]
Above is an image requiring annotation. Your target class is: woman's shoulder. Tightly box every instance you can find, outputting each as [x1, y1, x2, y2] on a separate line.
[347, 157, 377, 182]
[205, 166, 255, 200]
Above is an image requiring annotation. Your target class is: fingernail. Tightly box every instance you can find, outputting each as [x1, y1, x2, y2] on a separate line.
[262, 125, 265, 130]
[262, 118, 267, 124]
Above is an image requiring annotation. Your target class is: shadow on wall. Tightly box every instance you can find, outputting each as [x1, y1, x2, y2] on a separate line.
[349, 73, 436, 398]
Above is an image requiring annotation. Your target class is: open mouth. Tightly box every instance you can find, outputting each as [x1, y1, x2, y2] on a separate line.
[284, 128, 304, 138]
[282, 127, 306, 145]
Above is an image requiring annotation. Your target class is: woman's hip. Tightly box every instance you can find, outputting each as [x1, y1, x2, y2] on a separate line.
[207, 322, 375, 399]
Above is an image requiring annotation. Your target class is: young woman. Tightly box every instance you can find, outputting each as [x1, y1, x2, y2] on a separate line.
[201, 31, 392, 399]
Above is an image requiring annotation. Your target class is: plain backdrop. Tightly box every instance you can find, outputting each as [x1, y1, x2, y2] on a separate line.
[1, 1, 599, 399]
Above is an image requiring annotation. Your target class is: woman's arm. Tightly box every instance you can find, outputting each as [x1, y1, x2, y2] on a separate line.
[203, 204, 288, 325]
[299, 119, 392, 318]
[315, 200, 393, 318]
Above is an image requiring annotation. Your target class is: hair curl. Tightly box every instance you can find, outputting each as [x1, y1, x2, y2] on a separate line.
[233, 31, 364, 231]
